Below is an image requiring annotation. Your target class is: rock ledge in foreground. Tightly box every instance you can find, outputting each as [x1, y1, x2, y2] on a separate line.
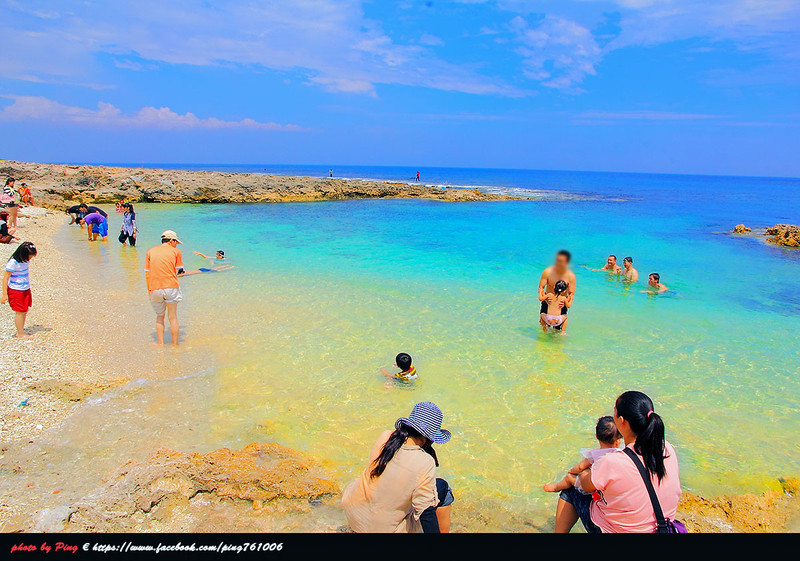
[43, 442, 341, 533]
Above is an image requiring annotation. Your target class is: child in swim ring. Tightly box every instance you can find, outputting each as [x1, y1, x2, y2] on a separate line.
[543, 416, 621, 493]
[381, 352, 418, 383]
[540, 279, 569, 334]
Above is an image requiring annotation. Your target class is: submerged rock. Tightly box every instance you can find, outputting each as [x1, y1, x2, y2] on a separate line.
[678, 478, 800, 533]
[57, 442, 341, 532]
[732, 224, 751, 233]
[764, 224, 800, 247]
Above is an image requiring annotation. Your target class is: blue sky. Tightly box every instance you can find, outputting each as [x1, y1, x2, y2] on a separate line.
[1, 0, 798, 177]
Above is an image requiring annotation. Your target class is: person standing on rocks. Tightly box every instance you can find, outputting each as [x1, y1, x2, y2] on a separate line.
[145, 230, 185, 346]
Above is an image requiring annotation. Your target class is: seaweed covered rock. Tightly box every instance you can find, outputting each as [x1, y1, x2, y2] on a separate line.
[765, 224, 800, 247]
[51, 443, 341, 532]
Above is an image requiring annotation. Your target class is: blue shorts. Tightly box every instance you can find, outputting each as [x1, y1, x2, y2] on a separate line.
[436, 478, 454, 508]
[559, 487, 602, 533]
[92, 219, 108, 237]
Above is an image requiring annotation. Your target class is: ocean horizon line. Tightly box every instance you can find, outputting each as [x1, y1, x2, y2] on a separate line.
[15, 159, 800, 182]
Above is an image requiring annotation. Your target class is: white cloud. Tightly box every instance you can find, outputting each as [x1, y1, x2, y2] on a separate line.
[576, 110, 723, 121]
[1, 0, 523, 97]
[510, 14, 602, 91]
[419, 33, 445, 46]
[0, 95, 302, 131]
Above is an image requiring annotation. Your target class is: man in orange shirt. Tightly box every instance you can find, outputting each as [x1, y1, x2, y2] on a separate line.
[145, 230, 185, 346]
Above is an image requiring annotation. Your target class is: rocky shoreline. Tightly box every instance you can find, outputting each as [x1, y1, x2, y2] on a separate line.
[733, 223, 800, 248]
[1, 160, 521, 208]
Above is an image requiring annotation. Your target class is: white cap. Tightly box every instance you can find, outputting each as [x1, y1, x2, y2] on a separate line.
[161, 230, 182, 243]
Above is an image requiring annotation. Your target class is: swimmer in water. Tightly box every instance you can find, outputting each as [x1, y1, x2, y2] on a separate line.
[193, 250, 226, 266]
[621, 256, 638, 282]
[541, 280, 569, 334]
[642, 272, 668, 293]
[593, 254, 622, 274]
[381, 352, 418, 383]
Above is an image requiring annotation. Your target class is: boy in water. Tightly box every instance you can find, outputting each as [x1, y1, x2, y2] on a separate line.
[381, 352, 418, 382]
[193, 250, 226, 266]
[540, 279, 569, 334]
[543, 416, 621, 493]
[643, 272, 668, 293]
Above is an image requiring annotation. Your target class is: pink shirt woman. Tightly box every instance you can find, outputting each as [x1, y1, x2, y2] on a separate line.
[554, 391, 682, 533]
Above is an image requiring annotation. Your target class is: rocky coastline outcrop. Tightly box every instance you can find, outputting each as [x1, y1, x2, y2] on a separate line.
[732, 223, 800, 248]
[32, 443, 341, 533]
[765, 224, 800, 248]
[0, 160, 520, 208]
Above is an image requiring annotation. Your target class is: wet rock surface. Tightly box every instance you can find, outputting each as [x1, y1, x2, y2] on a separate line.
[765, 224, 800, 247]
[40, 443, 342, 532]
[678, 478, 800, 533]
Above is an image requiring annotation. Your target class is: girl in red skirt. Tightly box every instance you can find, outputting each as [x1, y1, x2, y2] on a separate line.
[1, 241, 37, 339]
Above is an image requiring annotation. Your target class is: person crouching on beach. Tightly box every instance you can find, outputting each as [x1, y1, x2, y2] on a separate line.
[543, 416, 621, 493]
[83, 212, 108, 242]
[540, 280, 569, 334]
[0, 212, 19, 244]
[145, 230, 185, 346]
[342, 402, 454, 533]
[1, 242, 37, 339]
[381, 352, 418, 383]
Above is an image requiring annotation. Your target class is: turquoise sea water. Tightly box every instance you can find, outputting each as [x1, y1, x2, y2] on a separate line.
[46, 167, 800, 530]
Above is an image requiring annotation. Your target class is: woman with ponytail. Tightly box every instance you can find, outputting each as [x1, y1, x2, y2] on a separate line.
[342, 402, 455, 533]
[554, 391, 681, 533]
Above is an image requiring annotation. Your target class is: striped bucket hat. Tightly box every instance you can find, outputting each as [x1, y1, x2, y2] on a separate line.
[396, 401, 451, 444]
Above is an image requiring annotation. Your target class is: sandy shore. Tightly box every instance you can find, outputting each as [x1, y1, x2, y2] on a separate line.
[1, 160, 523, 208]
[0, 210, 131, 444]
[1, 207, 798, 533]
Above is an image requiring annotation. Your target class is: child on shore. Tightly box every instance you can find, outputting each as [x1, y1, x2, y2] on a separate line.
[382, 352, 418, 383]
[540, 279, 569, 334]
[543, 416, 622, 493]
[1, 242, 37, 339]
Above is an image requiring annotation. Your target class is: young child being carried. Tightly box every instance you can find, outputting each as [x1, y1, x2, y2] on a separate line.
[543, 416, 621, 493]
[540, 279, 569, 334]
[381, 352, 418, 383]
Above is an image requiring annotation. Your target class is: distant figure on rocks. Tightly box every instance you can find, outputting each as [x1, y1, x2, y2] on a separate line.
[329, 169, 333, 178]
[416, 171, 420, 182]
[342, 402, 454, 533]
[145, 230, 185, 346]
[2, 241, 37, 339]
[18, 183, 33, 206]
[643, 273, 668, 294]
[593, 255, 622, 274]
[622, 257, 638, 282]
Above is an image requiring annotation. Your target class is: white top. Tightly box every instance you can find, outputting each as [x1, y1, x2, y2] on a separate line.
[5, 259, 30, 291]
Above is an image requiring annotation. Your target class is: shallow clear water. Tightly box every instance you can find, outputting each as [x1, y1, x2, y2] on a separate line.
[29, 168, 800, 530]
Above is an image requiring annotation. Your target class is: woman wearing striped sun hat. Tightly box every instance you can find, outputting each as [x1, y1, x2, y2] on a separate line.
[342, 401, 454, 533]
